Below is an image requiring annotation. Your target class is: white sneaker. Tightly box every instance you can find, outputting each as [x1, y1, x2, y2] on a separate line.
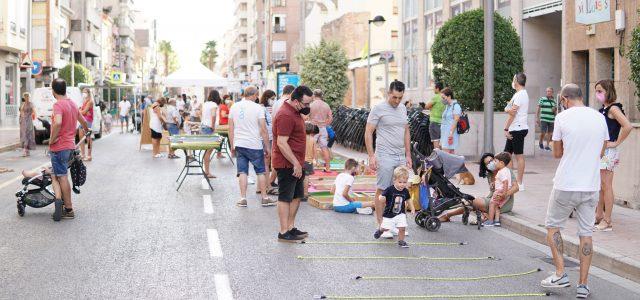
[518, 183, 525, 191]
[356, 207, 373, 215]
[380, 231, 393, 239]
[540, 273, 570, 288]
[248, 177, 255, 185]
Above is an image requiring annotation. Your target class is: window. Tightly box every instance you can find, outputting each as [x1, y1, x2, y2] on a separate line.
[424, 0, 442, 12]
[273, 15, 286, 33]
[272, 41, 286, 61]
[451, 1, 472, 17]
[273, 0, 286, 7]
[403, 0, 418, 20]
[411, 19, 418, 51]
[496, 0, 510, 18]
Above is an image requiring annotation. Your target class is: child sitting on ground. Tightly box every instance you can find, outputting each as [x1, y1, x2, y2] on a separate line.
[331, 159, 375, 215]
[374, 166, 416, 248]
[483, 152, 512, 227]
[302, 122, 319, 201]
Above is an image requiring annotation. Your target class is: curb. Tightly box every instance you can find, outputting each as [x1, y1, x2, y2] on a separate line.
[501, 213, 640, 283]
[0, 142, 20, 154]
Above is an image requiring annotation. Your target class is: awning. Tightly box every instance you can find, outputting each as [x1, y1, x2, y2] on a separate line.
[348, 53, 394, 70]
[163, 62, 229, 87]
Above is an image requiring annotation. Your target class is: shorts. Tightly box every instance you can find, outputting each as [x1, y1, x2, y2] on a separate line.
[50, 149, 72, 176]
[79, 121, 93, 131]
[545, 189, 599, 237]
[381, 213, 408, 229]
[150, 129, 162, 140]
[276, 168, 305, 202]
[540, 121, 553, 133]
[376, 152, 407, 190]
[315, 126, 329, 149]
[303, 161, 314, 176]
[120, 115, 129, 122]
[429, 121, 441, 141]
[334, 201, 363, 213]
[167, 123, 179, 136]
[600, 147, 620, 171]
[235, 146, 266, 176]
[201, 126, 214, 135]
[504, 129, 528, 155]
[484, 196, 513, 213]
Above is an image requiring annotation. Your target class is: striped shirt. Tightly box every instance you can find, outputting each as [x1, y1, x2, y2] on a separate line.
[538, 97, 556, 123]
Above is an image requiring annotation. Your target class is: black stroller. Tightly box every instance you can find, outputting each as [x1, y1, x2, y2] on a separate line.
[412, 146, 480, 232]
[15, 132, 90, 220]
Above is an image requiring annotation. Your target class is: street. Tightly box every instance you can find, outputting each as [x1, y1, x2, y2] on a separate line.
[1, 134, 639, 299]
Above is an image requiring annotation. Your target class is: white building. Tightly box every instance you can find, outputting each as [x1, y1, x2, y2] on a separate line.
[0, 0, 29, 121]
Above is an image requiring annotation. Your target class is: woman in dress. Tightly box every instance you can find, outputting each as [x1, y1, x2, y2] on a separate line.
[150, 98, 167, 158]
[79, 88, 95, 161]
[439, 87, 461, 154]
[19, 92, 36, 157]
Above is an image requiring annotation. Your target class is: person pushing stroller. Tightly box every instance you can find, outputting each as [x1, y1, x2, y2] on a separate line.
[374, 166, 416, 247]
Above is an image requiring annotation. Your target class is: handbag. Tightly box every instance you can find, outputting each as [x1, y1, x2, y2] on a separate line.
[455, 103, 470, 134]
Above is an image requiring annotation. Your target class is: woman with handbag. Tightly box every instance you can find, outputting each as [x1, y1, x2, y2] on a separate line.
[19, 92, 36, 157]
[439, 87, 461, 154]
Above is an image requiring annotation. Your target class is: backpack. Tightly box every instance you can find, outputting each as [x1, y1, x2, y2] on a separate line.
[455, 103, 470, 134]
[70, 157, 87, 193]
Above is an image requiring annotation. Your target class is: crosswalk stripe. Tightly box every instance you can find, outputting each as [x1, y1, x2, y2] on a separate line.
[207, 229, 223, 258]
[214, 274, 233, 300]
[203, 195, 213, 214]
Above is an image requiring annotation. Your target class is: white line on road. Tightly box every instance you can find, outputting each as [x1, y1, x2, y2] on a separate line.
[0, 162, 50, 191]
[203, 195, 213, 214]
[207, 229, 223, 258]
[214, 274, 233, 300]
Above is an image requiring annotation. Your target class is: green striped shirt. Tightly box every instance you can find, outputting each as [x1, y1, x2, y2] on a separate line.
[538, 97, 556, 123]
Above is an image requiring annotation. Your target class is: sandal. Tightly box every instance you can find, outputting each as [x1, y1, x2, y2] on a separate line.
[594, 220, 612, 232]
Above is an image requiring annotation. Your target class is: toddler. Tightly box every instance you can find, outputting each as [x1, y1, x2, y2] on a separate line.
[483, 152, 512, 227]
[374, 166, 416, 248]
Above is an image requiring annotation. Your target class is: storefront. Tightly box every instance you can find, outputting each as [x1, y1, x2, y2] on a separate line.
[0, 51, 20, 123]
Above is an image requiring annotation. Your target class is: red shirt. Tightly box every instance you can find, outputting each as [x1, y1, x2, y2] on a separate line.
[50, 98, 79, 152]
[272, 102, 306, 168]
[219, 104, 229, 125]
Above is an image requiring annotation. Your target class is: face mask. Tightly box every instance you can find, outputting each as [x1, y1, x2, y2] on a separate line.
[487, 161, 497, 172]
[511, 82, 516, 90]
[350, 171, 357, 177]
[596, 91, 606, 104]
[299, 106, 311, 115]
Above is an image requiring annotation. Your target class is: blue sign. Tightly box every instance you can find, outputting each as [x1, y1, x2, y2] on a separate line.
[31, 61, 42, 76]
[277, 73, 300, 97]
[575, 0, 611, 25]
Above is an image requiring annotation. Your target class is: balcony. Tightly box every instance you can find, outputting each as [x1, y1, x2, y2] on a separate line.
[271, 51, 286, 62]
[233, 57, 248, 69]
[69, 31, 102, 57]
[273, 25, 286, 33]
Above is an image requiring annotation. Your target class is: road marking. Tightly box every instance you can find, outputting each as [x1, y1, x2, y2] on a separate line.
[207, 229, 223, 257]
[0, 162, 50, 191]
[201, 178, 210, 190]
[214, 274, 233, 300]
[203, 195, 213, 214]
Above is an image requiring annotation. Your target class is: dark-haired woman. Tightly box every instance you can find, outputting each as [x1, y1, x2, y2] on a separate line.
[594, 79, 632, 232]
[258, 89, 277, 193]
[440, 87, 461, 154]
[439, 153, 519, 223]
[201, 90, 220, 178]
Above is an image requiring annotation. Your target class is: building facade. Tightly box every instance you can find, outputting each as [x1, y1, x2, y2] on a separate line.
[69, 0, 103, 83]
[0, 0, 29, 121]
[104, 0, 136, 83]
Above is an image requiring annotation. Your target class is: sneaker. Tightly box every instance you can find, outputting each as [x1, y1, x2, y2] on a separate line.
[61, 209, 75, 219]
[594, 220, 612, 232]
[576, 284, 590, 298]
[270, 182, 278, 188]
[539, 143, 544, 150]
[373, 229, 384, 239]
[518, 183, 525, 191]
[482, 220, 495, 227]
[541, 273, 571, 288]
[290, 227, 309, 238]
[301, 197, 308, 202]
[236, 198, 248, 207]
[278, 231, 305, 243]
[398, 240, 409, 248]
[381, 230, 394, 239]
[52, 199, 63, 221]
[545, 146, 552, 151]
[494, 221, 501, 227]
[261, 198, 277, 207]
[356, 207, 373, 215]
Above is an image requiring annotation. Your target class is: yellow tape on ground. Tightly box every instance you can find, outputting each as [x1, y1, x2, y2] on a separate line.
[315, 292, 550, 299]
[355, 268, 541, 281]
[301, 241, 467, 246]
[297, 256, 498, 261]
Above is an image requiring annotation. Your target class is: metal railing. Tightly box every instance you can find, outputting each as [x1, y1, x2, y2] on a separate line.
[5, 105, 19, 118]
[273, 25, 286, 33]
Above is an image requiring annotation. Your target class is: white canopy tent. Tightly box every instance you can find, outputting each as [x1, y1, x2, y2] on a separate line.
[163, 63, 229, 88]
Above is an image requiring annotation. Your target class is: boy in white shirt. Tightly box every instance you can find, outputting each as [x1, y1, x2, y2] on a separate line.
[483, 152, 512, 227]
[331, 159, 374, 215]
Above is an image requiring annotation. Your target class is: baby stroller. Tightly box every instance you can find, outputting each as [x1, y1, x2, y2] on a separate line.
[15, 132, 90, 220]
[412, 145, 480, 232]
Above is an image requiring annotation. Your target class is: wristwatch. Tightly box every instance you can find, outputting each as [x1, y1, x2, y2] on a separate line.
[504, 128, 509, 132]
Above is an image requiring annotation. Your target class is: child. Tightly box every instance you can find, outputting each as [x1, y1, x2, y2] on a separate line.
[483, 152, 512, 227]
[374, 166, 416, 248]
[331, 159, 375, 214]
[302, 122, 319, 200]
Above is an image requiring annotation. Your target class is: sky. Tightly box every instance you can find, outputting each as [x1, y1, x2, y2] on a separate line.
[134, 0, 234, 67]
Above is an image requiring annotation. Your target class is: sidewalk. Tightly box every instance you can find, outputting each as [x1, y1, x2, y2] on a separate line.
[332, 144, 640, 283]
[0, 126, 21, 152]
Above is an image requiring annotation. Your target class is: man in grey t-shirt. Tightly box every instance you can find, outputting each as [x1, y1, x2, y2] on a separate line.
[365, 80, 412, 230]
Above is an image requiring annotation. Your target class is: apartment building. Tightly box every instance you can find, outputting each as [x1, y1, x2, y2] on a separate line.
[104, 0, 136, 83]
[69, 0, 103, 82]
[265, 0, 302, 73]
[0, 0, 29, 120]
[231, 0, 249, 79]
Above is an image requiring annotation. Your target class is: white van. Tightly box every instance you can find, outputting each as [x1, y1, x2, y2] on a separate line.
[32, 87, 102, 144]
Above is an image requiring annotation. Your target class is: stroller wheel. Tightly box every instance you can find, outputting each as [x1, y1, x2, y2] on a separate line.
[425, 217, 441, 232]
[415, 211, 428, 228]
[17, 202, 25, 217]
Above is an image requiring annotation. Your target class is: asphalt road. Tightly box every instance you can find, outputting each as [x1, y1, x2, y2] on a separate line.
[1, 133, 639, 299]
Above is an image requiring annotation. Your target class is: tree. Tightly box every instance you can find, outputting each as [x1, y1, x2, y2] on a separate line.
[629, 23, 640, 111]
[297, 40, 349, 109]
[200, 40, 218, 71]
[58, 63, 93, 87]
[159, 40, 179, 76]
[431, 9, 523, 111]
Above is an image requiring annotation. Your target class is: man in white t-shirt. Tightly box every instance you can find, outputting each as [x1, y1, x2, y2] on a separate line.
[331, 159, 374, 214]
[503, 73, 529, 190]
[229, 86, 275, 207]
[118, 97, 132, 133]
[271, 84, 295, 120]
[540, 84, 608, 299]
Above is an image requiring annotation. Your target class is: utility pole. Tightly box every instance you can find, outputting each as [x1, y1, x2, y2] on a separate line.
[483, 0, 495, 154]
[25, 0, 34, 92]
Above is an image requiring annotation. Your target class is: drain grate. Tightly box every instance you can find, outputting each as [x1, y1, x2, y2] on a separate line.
[539, 256, 579, 268]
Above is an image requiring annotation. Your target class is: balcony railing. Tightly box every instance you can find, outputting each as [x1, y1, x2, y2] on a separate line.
[272, 51, 286, 61]
[273, 25, 285, 33]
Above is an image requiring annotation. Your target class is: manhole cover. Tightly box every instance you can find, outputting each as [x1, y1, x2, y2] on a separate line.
[539, 257, 579, 268]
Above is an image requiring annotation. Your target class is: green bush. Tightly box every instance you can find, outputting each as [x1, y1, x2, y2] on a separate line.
[58, 63, 93, 87]
[297, 40, 350, 109]
[432, 9, 523, 111]
[629, 24, 640, 111]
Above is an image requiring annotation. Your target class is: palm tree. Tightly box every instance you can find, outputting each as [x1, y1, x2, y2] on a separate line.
[159, 40, 173, 76]
[200, 40, 218, 71]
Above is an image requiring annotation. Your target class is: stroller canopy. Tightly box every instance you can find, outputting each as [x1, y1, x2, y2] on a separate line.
[427, 149, 469, 179]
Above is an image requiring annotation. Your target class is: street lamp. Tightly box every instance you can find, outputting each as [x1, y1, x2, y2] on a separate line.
[60, 38, 74, 87]
[367, 15, 385, 109]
